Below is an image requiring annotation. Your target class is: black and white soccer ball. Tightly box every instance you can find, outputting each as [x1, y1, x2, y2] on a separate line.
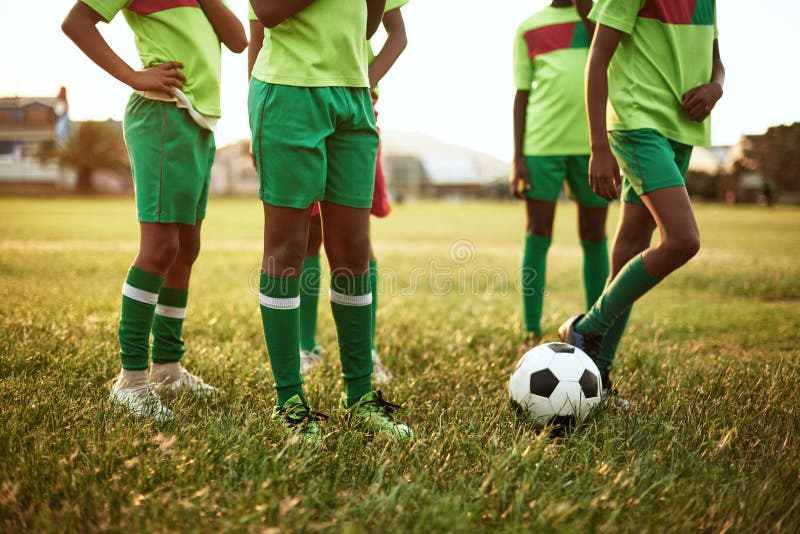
[509, 342, 602, 428]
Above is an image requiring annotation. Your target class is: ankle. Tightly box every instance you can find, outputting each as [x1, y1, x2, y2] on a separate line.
[150, 362, 182, 383]
[116, 368, 149, 389]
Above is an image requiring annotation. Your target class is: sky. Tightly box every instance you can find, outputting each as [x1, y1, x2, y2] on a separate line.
[1, 1, 799, 162]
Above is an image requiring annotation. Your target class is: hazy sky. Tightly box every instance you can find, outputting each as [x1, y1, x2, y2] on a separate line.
[2, 1, 798, 161]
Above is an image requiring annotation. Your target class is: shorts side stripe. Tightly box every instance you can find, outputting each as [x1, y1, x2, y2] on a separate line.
[158, 102, 167, 222]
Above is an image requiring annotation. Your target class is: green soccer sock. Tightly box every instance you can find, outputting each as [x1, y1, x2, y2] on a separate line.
[299, 255, 321, 352]
[597, 305, 632, 375]
[521, 234, 551, 337]
[577, 254, 660, 336]
[581, 237, 610, 310]
[330, 273, 373, 407]
[259, 273, 304, 406]
[119, 266, 164, 370]
[368, 259, 378, 350]
[151, 286, 189, 364]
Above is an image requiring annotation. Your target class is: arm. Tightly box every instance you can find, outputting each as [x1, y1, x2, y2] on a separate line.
[198, 0, 247, 53]
[250, 0, 313, 28]
[585, 23, 623, 200]
[368, 8, 407, 88]
[366, 0, 387, 38]
[682, 39, 725, 122]
[61, 2, 186, 95]
[510, 90, 531, 198]
[572, 0, 595, 35]
[248, 19, 265, 78]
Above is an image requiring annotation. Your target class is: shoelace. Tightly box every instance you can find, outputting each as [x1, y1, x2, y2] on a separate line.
[130, 385, 166, 408]
[368, 390, 403, 418]
[281, 404, 329, 426]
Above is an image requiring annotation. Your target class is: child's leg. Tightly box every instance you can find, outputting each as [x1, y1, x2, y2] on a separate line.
[368, 242, 378, 351]
[151, 221, 201, 369]
[299, 214, 323, 353]
[577, 185, 699, 336]
[260, 203, 313, 406]
[320, 201, 373, 408]
[118, 223, 179, 375]
[596, 201, 656, 374]
[522, 199, 556, 338]
[577, 205, 609, 309]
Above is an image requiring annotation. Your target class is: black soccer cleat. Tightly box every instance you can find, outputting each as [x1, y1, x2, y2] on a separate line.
[558, 314, 603, 363]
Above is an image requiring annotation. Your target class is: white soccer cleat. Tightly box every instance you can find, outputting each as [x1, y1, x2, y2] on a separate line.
[152, 367, 220, 400]
[300, 346, 323, 373]
[371, 349, 393, 385]
[110, 381, 173, 423]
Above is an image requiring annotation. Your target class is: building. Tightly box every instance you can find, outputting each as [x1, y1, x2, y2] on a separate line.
[0, 88, 70, 193]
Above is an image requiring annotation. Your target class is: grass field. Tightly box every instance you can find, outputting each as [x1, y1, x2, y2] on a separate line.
[1, 197, 799, 532]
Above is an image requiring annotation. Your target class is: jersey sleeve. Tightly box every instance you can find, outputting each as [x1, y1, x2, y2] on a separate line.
[248, 3, 257, 21]
[589, 0, 645, 35]
[80, 0, 129, 23]
[513, 24, 533, 90]
[385, 0, 409, 13]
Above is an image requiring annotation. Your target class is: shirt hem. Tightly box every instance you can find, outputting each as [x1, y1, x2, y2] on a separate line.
[608, 121, 709, 148]
[253, 74, 369, 88]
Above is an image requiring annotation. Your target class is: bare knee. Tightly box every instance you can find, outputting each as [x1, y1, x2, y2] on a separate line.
[264, 235, 308, 276]
[326, 233, 370, 275]
[578, 221, 606, 242]
[663, 232, 700, 264]
[137, 239, 179, 274]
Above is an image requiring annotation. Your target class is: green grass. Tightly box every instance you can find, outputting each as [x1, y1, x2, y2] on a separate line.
[1, 197, 799, 532]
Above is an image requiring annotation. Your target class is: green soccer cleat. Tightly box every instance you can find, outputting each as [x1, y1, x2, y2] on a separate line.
[272, 394, 328, 444]
[346, 390, 413, 441]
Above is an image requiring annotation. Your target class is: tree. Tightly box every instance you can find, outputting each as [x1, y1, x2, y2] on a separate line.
[38, 120, 129, 193]
[737, 122, 800, 193]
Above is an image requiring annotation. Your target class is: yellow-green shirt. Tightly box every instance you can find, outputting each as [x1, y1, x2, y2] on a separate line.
[250, 0, 369, 88]
[590, 0, 718, 147]
[82, 0, 226, 117]
[513, 6, 592, 156]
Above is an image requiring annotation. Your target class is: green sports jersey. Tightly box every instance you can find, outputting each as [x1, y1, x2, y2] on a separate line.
[590, 0, 718, 147]
[81, 0, 226, 118]
[250, 0, 369, 88]
[514, 7, 592, 156]
[368, 0, 409, 97]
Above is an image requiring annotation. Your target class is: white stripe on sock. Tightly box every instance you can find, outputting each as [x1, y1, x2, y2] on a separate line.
[155, 304, 187, 319]
[259, 293, 300, 310]
[122, 283, 159, 305]
[329, 289, 372, 306]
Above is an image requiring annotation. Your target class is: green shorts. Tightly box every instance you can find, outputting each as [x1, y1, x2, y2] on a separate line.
[248, 79, 379, 209]
[123, 94, 215, 225]
[524, 155, 608, 208]
[609, 128, 693, 206]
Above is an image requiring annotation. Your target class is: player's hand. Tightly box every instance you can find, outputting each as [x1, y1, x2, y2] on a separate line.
[129, 62, 186, 95]
[589, 147, 621, 200]
[509, 156, 531, 199]
[682, 82, 723, 122]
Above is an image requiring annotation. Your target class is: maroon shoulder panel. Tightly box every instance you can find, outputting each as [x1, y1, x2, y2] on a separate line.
[523, 22, 576, 61]
[127, 0, 200, 16]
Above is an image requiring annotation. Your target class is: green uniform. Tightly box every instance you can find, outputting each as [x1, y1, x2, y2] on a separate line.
[82, 0, 224, 225]
[513, 6, 606, 208]
[248, 1, 378, 209]
[590, 0, 718, 203]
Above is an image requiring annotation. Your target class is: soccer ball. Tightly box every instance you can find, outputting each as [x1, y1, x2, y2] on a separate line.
[509, 342, 602, 428]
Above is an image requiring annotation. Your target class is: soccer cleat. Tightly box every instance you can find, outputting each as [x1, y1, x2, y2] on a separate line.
[558, 314, 603, 363]
[300, 345, 323, 373]
[599, 372, 631, 410]
[347, 390, 413, 441]
[371, 349, 392, 384]
[152, 366, 220, 400]
[110, 380, 173, 423]
[272, 394, 328, 443]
